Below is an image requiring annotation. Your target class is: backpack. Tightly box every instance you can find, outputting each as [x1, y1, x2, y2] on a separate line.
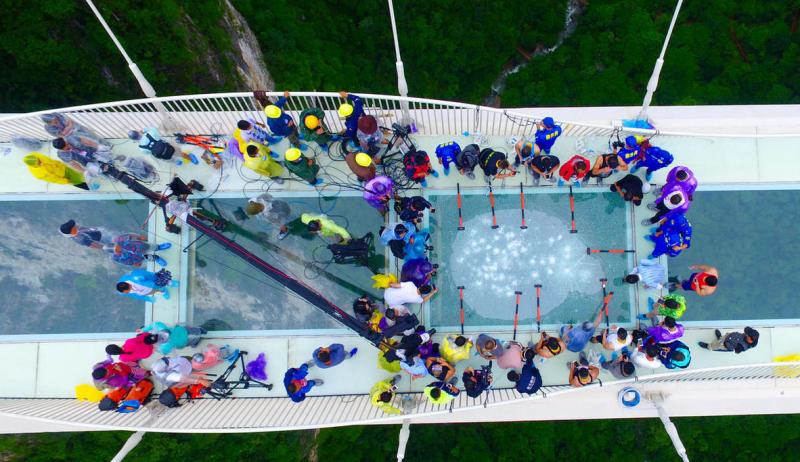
[116, 379, 154, 413]
[159, 383, 207, 408]
[142, 133, 175, 160]
[98, 386, 130, 411]
[389, 239, 406, 259]
[403, 150, 431, 181]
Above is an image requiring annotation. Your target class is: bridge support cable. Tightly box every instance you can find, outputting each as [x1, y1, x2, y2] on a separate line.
[649, 392, 690, 462]
[638, 0, 684, 121]
[396, 419, 412, 462]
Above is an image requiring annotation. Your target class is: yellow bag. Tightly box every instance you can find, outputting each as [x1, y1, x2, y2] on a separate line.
[75, 383, 106, 402]
[371, 273, 397, 289]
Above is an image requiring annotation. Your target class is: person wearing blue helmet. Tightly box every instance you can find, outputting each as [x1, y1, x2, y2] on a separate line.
[615, 135, 647, 165]
[660, 213, 693, 247]
[533, 117, 562, 154]
[513, 117, 562, 167]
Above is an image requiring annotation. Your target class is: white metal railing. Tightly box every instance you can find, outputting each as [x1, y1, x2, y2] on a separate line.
[2, 92, 798, 144]
[0, 361, 797, 432]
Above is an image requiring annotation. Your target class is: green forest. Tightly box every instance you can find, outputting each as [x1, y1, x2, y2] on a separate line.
[2, 414, 800, 461]
[2, 0, 798, 112]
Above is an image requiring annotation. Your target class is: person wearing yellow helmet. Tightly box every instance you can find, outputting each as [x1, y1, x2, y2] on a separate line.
[338, 103, 354, 118]
[344, 151, 377, 182]
[298, 107, 335, 150]
[261, 91, 304, 149]
[243, 142, 284, 183]
[283, 147, 321, 185]
[338, 91, 364, 141]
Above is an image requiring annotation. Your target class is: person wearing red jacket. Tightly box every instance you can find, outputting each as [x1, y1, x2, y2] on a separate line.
[558, 154, 591, 187]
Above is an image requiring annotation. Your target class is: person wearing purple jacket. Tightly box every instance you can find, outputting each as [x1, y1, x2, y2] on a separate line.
[642, 182, 691, 225]
[646, 316, 685, 343]
[654, 166, 698, 199]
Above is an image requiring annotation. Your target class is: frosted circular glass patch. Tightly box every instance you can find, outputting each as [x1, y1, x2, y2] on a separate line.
[448, 208, 605, 320]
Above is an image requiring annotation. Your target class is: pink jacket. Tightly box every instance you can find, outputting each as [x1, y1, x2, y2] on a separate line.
[120, 333, 155, 363]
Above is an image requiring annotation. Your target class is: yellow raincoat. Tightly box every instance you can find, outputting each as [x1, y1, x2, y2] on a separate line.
[243, 142, 283, 178]
[424, 383, 458, 405]
[300, 213, 351, 241]
[371, 273, 397, 289]
[370, 378, 402, 415]
[440, 335, 473, 364]
[23, 152, 85, 185]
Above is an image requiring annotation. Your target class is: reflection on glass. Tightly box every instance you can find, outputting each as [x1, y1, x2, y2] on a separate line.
[0, 200, 147, 334]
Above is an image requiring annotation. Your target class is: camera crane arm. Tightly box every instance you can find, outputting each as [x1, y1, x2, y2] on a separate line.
[98, 162, 384, 348]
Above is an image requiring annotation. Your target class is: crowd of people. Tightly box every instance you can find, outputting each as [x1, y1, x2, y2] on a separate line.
[10, 95, 763, 414]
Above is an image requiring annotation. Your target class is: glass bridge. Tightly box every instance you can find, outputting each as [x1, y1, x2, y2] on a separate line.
[0, 93, 798, 431]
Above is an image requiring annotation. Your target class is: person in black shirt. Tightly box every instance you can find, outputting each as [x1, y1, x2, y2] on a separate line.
[506, 351, 542, 395]
[610, 173, 648, 206]
[528, 153, 560, 186]
[699, 327, 759, 353]
[396, 196, 434, 224]
[590, 153, 628, 185]
[462, 365, 493, 398]
[478, 148, 516, 184]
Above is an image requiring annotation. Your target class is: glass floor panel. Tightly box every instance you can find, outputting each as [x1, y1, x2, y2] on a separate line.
[0, 199, 147, 335]
[427, 188, 635, 330]
[671, 189, 800, 322]
[190, 195, 387, 331]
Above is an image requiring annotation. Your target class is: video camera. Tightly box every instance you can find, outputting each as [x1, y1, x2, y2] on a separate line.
[477, 363, 493, 388]
[391, 123, 411, 137]
[611, 140, 625, 149]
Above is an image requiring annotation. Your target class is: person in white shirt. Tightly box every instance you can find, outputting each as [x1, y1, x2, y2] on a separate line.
[631, 344, 663, 370]
[625, 258, 667, 290]
[593, 326, 632, 352]
[384, 281, 438, 308]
